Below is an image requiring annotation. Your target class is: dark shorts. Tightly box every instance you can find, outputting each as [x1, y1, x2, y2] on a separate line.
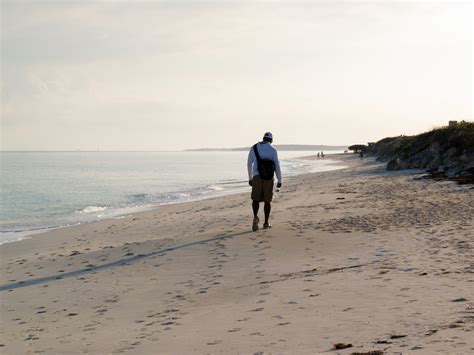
[251, 175, 274, 203]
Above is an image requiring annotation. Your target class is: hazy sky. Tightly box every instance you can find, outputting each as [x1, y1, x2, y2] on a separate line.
[1, 0, 472, 151]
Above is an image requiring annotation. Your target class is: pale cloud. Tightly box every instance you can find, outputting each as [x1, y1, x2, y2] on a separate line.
[1, 1, 472, 150]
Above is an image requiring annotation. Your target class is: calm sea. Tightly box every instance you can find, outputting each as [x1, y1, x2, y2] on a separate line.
[0, 151, 344, 244]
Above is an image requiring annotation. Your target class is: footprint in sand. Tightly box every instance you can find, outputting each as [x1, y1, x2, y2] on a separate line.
[227, 328, 241, 333]
[206, 340, 222, 345]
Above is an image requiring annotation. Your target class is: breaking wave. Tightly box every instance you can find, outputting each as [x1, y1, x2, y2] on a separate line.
[76, 206, 108, 214]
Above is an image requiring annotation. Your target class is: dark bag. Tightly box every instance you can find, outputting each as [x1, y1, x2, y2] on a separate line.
[253, 144, 275, 180]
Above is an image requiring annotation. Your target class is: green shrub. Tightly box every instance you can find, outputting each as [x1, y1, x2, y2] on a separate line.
[368, 120, 474, 164]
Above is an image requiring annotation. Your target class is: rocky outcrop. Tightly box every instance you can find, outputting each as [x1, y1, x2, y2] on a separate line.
[367, 121, 474, 182]
[386, 158, 401, 171]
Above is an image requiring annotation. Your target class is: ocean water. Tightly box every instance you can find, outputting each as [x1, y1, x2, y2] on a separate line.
[0, 151, 344, 244]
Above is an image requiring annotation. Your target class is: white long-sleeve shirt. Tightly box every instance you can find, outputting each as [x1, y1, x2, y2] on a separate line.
[247, 141, 282, 182]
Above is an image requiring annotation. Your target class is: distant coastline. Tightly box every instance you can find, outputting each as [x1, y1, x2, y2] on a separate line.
[1, 145, 348, 153]
[186, 144, 348, 152]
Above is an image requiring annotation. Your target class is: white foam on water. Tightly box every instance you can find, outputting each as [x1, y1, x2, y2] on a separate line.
[208, 185, 224, 191]
[76, 206, 108, 214]
[0, 223, 81, 245]
[0, 234, 33, 246]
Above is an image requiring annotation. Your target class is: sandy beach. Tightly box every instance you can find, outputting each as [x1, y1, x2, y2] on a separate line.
[0, 154, 473, 354]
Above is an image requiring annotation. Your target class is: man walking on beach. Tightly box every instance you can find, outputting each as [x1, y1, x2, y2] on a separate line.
[247, 132, 282, 231]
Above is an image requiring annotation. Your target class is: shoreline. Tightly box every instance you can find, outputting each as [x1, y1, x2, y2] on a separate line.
[0, 155, 346, 246]
[1, 154, 472, 354]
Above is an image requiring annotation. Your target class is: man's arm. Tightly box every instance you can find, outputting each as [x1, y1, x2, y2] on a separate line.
[273, 149, 282, 184]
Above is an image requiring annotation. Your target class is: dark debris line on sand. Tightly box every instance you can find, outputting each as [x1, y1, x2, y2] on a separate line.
[235, 263, 372, 289]
[332, 343, 384, 355]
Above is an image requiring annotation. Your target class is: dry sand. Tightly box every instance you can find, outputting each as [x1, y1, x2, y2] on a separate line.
[0, 154, 473, 354]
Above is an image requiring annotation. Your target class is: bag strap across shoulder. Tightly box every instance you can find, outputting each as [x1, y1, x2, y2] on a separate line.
[253, 144, 263, 163]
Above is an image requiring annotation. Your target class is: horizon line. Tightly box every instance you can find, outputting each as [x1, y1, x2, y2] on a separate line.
[0, 144, 349, 153]
[1, 148, 349, 153]
[0, 144, 350, 153]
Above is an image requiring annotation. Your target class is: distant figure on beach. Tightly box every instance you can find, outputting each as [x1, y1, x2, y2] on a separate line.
[247, 132, 282, 231]
[320, 151, 325, 158]
[360, 151, 364, 159]
[317, 152, 320, 159]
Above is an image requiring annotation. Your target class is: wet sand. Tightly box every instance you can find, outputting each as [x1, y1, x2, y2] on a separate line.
[1, 154, 473, 354]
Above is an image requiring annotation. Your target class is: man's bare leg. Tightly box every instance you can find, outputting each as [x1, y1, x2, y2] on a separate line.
[263, 202, 271, 228]
[252, 200, 260, 231]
